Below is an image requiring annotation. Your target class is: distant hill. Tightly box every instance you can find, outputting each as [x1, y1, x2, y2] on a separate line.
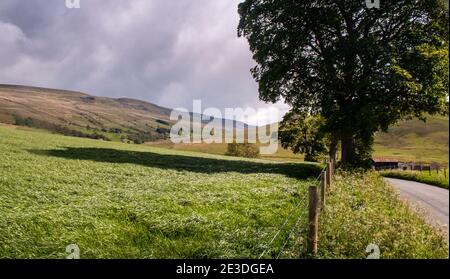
[0, 84, 249, 144]
[374, 115, 449, 164]
[0, 84, 174, 143]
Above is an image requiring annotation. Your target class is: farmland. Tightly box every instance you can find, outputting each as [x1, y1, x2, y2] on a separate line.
[0, 124, 447, 259]
[0, 124, 319, 258]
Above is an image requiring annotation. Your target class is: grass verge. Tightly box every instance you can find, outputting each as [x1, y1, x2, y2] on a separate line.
[380, 170, 449, 189]
[317, 171, 448, 259]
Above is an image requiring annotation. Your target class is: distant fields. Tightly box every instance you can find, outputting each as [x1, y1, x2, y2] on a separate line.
[1, 85, 448, 165]
[146, 142, 306, 162]
[148, 115, 449, 165]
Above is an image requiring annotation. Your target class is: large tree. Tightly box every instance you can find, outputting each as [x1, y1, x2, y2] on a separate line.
[238, 0, 449, 166]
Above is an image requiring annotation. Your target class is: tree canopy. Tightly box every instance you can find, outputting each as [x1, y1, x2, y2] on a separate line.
[238, 0, 449, 166]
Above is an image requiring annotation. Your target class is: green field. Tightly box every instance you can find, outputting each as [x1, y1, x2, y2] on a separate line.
[0, 124, 447, 259]
[0, 124, 320, 258]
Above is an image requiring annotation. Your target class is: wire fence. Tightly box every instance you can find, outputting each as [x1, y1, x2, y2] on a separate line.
[258, 159, 334, 259]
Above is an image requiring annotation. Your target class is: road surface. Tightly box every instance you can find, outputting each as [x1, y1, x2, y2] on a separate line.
[385, 178, 449, 240]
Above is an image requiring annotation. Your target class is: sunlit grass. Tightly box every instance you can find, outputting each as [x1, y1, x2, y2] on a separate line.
[380, 170, 449, 189]
[0, 124, 319, 259]
[0, 124, 447, 259]
[318, 171, 448, 259]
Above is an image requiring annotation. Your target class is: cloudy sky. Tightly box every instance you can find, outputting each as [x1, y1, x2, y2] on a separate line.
[0, 0, 289, 125]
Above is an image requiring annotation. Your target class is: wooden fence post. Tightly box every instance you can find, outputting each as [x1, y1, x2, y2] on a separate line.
[326, 161, 332, 191]
[331, 159, 335, 175]
[320, 171, 326, 210]
[307, 186, 319, 255]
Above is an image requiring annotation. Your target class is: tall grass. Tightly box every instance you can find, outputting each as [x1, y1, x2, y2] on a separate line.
[317, 171, 448, 259]
[380, 170, 449, 189]
[0, 125, 447, 259]
[0, 125, 320, 259]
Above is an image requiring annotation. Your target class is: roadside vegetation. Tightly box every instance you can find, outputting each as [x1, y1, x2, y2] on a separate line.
[317, 171, 448, 259]
[380, 170, 449, 189]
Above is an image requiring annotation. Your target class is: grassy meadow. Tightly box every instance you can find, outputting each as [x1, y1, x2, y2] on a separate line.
[0, 124, 447, 259]
[0, 124, 320, 259]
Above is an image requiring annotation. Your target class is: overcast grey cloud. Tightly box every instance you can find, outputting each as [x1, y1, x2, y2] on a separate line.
[0, 0, 289, 124]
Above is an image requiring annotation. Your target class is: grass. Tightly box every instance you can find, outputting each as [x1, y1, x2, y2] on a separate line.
[0, 124, 320, 259]
[380, 170, 449, 189]
[0, 124, 447, 259]
[317, 171, 448, 259]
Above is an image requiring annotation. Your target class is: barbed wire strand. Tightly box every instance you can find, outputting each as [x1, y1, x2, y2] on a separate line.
[258, 200, 305, 259]
[258, 165, 326, 259]
[275, 209, 308, 259]
[275, 160, 333, 259]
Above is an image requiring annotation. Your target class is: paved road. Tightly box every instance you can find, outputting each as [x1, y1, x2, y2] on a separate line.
[385, 178, 449, 240]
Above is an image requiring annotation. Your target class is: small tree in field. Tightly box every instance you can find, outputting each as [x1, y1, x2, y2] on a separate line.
[238, 0, 449, 167]
[226, 143, 260, 158]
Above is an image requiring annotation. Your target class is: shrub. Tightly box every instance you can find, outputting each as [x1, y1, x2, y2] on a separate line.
[226, 143, 260, 158]
[156, 119, 170, 126]
[156, 127, 170, 136]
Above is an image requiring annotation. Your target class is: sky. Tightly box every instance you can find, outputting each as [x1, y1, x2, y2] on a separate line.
[0, 0, 290, 125]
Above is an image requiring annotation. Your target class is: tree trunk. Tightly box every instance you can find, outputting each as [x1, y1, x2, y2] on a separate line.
[341, 134, 354, 164]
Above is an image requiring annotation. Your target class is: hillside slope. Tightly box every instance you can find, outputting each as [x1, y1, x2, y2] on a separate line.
[0, 84, 251, 144]
[374, 115, 449, 164]
[0, 84, 174, 143]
